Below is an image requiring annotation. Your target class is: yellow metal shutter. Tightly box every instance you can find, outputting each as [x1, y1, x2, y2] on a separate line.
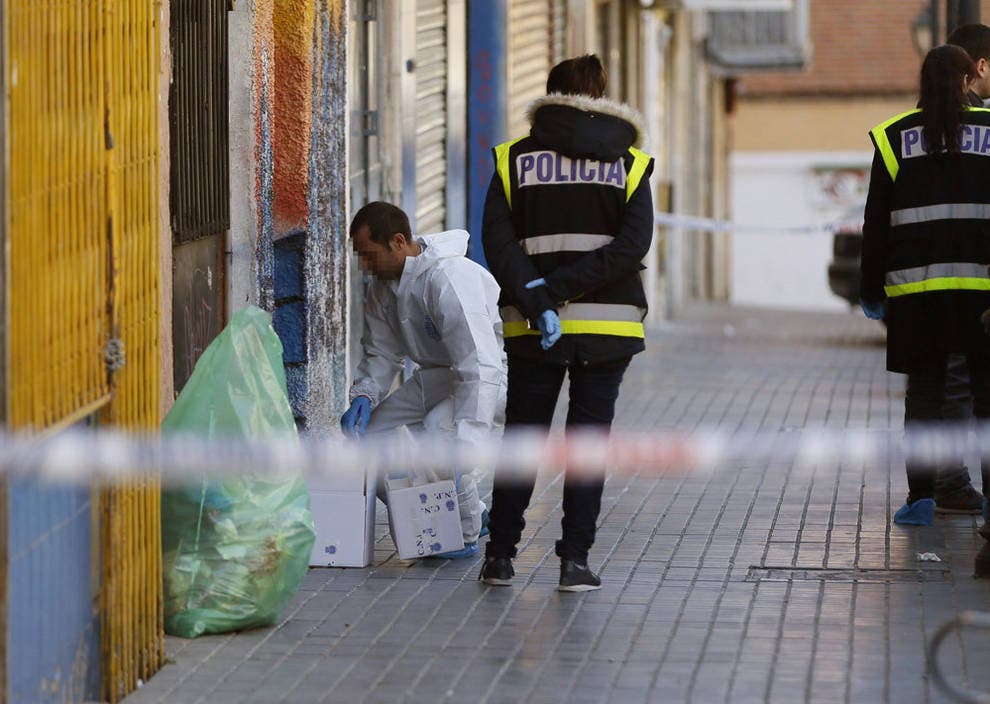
[508, 0, 553, 140]
[415, 0, 448, 235]
[6, 2, 165, 702]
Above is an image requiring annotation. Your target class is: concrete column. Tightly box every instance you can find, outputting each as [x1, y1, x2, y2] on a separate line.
[305, 0, 349, 432]
[228, 0, 276, 313]
[158, 0, 174, 410]
[466, 0, 507, 267]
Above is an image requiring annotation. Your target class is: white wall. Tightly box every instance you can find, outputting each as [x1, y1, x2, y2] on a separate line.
[730, 150, 871, 312]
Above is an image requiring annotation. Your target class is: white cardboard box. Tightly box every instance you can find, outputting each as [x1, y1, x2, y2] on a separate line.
[307, 467, 377, 567]
[386, 480, 463, 559]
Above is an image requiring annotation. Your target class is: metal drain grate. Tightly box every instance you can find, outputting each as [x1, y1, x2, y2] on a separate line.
[747, 566, 952, 583]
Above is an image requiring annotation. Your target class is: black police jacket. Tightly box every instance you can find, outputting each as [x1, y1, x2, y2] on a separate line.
[863, 106, 990, 372]
[481, 93, 655, 366]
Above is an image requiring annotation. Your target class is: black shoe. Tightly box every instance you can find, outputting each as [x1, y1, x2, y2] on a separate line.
[975, 542, 990, 579]
[479, 556, 514, 586]
[935, 483, 984, 514]
[558, 560, 602, 592]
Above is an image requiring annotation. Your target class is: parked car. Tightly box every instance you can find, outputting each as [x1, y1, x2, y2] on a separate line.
[827, 206, 865, 307]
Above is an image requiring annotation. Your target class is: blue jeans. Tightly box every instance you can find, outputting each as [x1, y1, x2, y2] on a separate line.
[486, 355, 630, 563]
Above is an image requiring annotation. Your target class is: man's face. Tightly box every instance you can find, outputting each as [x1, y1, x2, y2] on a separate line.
[973, 57, 990, 99]
[352, 225, 405, 280]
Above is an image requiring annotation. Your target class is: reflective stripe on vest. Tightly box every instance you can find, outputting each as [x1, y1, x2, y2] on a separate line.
[884, 262, 990, 297]
[871, 106, 990, 182]
[870, 108, 921, 182]
[891, 202, 990, 226]
[521, 233, 614, 255]
[500, 302, 645, 339]
[494, 137, 526, 209]
[626, 147, 651, 203]
[494, 140, 650, 209]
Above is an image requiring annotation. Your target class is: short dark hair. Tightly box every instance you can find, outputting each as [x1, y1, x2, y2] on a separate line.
[349, 201, 412, 247]
[948, 23, 990, 62]
[546, 55, 607, 99]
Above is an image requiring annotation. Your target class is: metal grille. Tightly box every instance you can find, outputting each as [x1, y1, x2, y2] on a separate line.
[8, 1, 113, 430]
[708, 9, 808, 70]
[7, 1, 164, 701]
[415, 0, 448, 235]
[508, 0, 553, 141]
[100, 1, 164, 699]
[169, 0, 230, 243]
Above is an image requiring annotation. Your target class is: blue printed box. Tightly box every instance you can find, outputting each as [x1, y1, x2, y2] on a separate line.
[385, 480, 464, 559]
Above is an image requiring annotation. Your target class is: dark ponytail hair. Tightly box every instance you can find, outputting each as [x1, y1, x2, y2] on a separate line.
[546, 55, 607, 99]
[918, 44, 976, 153]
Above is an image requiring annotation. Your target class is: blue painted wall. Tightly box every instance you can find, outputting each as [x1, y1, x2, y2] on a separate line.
[466, 0, 507, 270]
[273, 231, 308, 429]
[8, 479, 100, 703]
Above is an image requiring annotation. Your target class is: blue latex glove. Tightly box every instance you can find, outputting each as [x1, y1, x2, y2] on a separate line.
[340, 396, 371, 437]
[525, 278, 546, 289]
[860, 298, 886, 320]
[535, 310, 562, 350]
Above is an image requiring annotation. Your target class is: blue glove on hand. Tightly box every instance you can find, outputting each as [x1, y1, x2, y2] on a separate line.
[340, 396, 371, 437]
[860, 299, 886, 320]
[536, 310, 562, 350]
[525, 278, 546, 289]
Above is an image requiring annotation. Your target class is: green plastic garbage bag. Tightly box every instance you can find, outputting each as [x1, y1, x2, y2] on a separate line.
[162, 306, 316, 638]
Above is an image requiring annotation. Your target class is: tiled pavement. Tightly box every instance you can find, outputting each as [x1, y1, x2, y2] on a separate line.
[127, 304, 990, 703]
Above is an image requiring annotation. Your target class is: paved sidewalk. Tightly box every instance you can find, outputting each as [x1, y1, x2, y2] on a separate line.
[127, 304, 990, 704]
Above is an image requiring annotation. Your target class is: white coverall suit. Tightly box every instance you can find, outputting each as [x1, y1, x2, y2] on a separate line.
[350, 230, 507, 543]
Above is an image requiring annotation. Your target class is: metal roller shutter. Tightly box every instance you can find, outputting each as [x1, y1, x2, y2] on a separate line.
[508, 0, 553, 140]
[415, 0, 448, 234]
[551, 0, 567, 64]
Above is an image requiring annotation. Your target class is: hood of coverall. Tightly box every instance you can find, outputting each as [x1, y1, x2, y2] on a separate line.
[400, 229, 471, 283]
[525, 92, 646, 162]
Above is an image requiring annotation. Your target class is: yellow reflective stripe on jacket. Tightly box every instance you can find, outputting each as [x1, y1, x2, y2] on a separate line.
[885, 263, 990, 296]
[870, 108, 920, 182]
[885, 277, 990, 297]
[501, 302, 646, 339]
[494, 137, 526, 209]
[626, 147, 650, 202]
[503, 320, 645, 338]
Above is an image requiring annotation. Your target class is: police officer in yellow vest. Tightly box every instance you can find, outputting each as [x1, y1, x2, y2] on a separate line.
[478, 55, 654, 591]
[862, 45, 990, 564]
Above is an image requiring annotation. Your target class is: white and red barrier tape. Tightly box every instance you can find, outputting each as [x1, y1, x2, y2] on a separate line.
[0, 424, 987, 484]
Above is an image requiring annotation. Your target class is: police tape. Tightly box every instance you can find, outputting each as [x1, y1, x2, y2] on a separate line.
[654, 211, 841, 235]
[1, 424, 989, 484]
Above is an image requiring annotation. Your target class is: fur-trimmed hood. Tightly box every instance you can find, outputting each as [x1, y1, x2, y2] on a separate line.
[524, 93, 645, 161]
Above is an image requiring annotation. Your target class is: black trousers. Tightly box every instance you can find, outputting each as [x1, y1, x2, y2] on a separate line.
[905, 350, 990, 502]
[928, 353, 977, 496]
[486, 355, 630, 564]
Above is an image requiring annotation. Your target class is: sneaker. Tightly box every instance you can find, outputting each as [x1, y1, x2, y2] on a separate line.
[478, 556, 514, 586]
[558, 560, 602, 592]
[975, 542, 990, 579]
[935, 484, 984, 514]
[893, 497, 935, 526]
[479, 509, 490, 538]
[433, 541, 479, 559]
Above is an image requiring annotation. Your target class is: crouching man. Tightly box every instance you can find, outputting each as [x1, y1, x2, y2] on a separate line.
[340, 201, 507, 558]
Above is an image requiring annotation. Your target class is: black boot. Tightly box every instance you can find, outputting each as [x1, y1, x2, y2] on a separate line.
[558, 560, 601, 592]
[976, 542, 990, 579]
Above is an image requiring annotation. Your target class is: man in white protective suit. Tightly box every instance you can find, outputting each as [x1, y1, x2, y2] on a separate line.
[340, 201, 507, 558]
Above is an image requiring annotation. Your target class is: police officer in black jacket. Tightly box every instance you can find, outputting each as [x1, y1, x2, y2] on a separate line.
[479, 55, 654, 591]
[861, 45, 990, 576]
